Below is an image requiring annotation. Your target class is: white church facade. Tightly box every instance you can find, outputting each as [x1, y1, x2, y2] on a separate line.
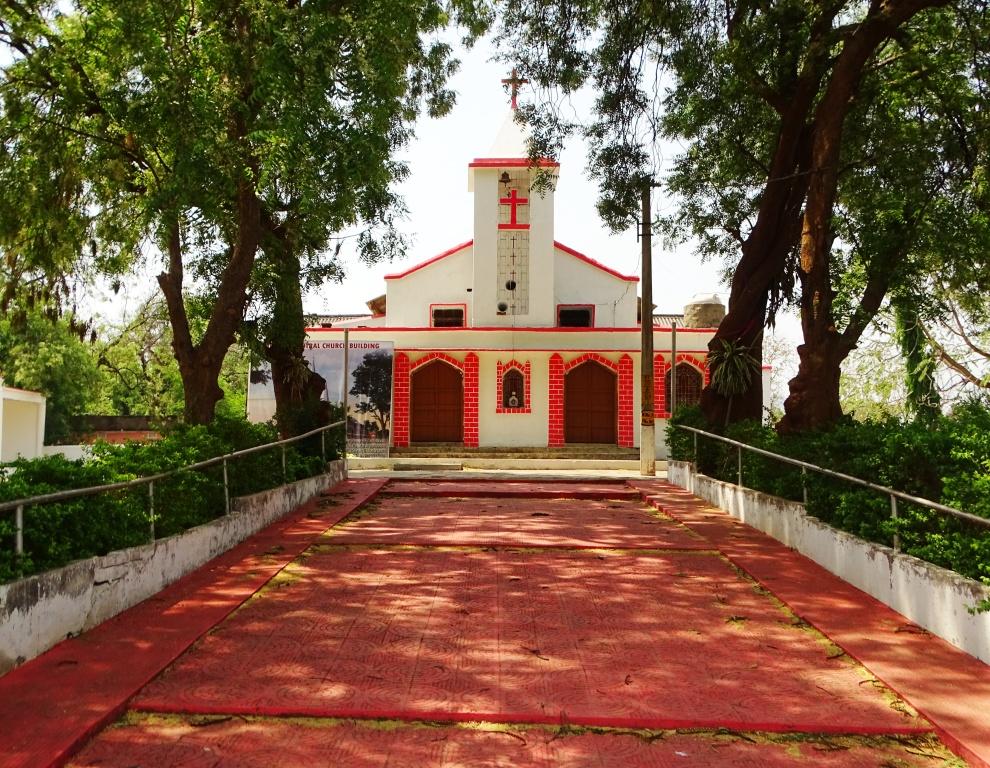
[306, 108, 737, 456]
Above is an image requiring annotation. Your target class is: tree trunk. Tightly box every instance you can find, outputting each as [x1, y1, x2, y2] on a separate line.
[779, 0, 948, 433]
[262, 223, 329, 438]
[778, 336, 848, 432]
[701, 115, 813, 426]
[158, 183, 262, 424]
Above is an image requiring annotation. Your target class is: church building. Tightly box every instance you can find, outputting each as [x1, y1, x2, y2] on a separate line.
[306, 96, 737, 457]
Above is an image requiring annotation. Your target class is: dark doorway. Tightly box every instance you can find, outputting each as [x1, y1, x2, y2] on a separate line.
[411, 360, 463, 442]
[564, 360, 617, 444]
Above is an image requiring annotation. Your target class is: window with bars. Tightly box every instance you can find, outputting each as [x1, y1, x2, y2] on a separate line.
[557, 306, 593, 327]
[665, 364, 704, 411]
[431, 307, 465, 327]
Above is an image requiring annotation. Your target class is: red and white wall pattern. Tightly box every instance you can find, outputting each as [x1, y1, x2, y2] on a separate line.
[391, 351, 479, 448]
[496, 359, 532, 414]
[548, 352, 635, 448]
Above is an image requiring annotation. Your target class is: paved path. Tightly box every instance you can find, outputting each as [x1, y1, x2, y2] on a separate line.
[1, 478, 987, 767]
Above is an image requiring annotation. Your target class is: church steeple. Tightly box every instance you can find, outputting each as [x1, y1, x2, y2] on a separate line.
[466, 74, 560, 327]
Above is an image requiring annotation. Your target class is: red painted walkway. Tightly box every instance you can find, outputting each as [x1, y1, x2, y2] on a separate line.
[0, 478, 987, 767]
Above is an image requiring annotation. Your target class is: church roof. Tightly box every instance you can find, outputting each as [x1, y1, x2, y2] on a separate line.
[468, 110, 559, 170]
[381, 239, 638, 283]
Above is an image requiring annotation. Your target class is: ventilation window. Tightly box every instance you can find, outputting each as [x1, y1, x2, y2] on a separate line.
[431, 306, 465, 328]
[557, 306, 593, 327]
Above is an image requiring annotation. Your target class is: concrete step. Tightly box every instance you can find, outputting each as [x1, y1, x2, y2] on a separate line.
[348, 457, 664, 472]
[391, 444, 640, 460]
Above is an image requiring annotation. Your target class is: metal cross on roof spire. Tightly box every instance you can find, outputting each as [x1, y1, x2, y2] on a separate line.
[501, 67, 528, 110]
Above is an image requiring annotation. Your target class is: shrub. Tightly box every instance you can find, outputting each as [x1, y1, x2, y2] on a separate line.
[0, 415, 340, 583]
[668, 406, 990, 585]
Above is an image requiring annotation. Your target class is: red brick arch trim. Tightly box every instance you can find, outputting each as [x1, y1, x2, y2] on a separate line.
[548, 352, 634, 448]
[392, 351, 478, 448]
[410, 351, 465, 373]
[655, 353, 710, 418]
[496, 359, 532, 414]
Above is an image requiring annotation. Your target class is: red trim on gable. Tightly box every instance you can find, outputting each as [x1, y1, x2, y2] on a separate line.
[469, 158, 559, 168]
[304, 325, 716, 334]
[384, 240, 473, 280]
[554, 241, 639, 282]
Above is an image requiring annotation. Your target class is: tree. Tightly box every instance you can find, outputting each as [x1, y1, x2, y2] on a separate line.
[348, 350, 393, 434]
[496, 0, 981, 430]
[0, 309, 101, 442]
[1, 0, 489, 425]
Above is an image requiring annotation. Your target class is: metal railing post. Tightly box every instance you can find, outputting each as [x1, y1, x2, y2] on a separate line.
[281, 444, 287, 483]
[693, 431, 698, 463]
[737, 445, 742, 487]
[891, 494, 900, 552]
[802, 466, 808, 506]
[321, 430, 326, 464]
[222, 457, 230, 514]
[148, 481, 155, 542]
[15, 504, 23, 556]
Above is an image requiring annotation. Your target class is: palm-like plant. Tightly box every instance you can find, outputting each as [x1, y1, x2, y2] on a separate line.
[708, 339, 760, 426]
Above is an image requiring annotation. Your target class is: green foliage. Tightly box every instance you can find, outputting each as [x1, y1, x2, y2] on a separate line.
[668, 406, 990, 588]
[0, 416, 335, 583]
[1, 0, 491, 423]
[0, 310, 102, 442]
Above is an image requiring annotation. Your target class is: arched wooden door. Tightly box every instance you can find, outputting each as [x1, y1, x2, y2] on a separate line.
[410, 360, 463, 442]
[565, 361, 617, 444]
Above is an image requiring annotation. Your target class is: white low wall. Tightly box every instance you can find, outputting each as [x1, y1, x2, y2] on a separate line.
[0, 461, 345, 675]
[669, 461, 990, 664]
[43, 444, 91, 461]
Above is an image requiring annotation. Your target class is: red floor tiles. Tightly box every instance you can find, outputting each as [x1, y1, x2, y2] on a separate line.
[328, 495, 709, 549]
[6, 477, 988, 768]
[69, 715, 959, 768]
[0, 479, 385, 768]
[132, 546, 923, 734]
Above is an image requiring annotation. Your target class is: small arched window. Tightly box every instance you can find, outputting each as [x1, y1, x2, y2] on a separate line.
[665, 363, 704, 412]
[502, 369, 525, 409]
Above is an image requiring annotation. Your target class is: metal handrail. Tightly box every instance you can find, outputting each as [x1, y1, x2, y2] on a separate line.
[1, 420, 345, 555]
[676, 425, 990, 549]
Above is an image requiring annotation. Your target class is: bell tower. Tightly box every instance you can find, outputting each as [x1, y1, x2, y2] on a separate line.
[468, 71, 558, 327]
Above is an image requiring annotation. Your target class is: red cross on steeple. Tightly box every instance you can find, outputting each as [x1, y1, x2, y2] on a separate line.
[499, 188, 529, 229]
[501, 67, 528, 110]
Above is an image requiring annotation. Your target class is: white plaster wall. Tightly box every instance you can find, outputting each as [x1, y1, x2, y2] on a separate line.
[471, 168, 500, 326]
[476, 352, 549, 447]
[668, 461, 990, 664]
[527, 181, 556, 327]
[1, 399, 44, 461]
[385, 245, 474, 327]
[553, 249, 638, 327]
[0, 462, 346, 675]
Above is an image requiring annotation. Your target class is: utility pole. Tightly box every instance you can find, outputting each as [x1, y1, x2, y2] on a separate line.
[640, 182, 655, 476]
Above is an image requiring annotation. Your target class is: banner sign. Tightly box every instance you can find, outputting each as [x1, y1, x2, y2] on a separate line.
[247, 340, 394, 457]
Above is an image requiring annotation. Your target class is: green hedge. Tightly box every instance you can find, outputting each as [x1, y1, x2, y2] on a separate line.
[667, 404, 990, 587]
[0, 417, 338, 583]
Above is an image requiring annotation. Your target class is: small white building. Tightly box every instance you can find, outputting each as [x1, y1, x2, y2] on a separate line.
[0, 380, 46, 462]
[307, 103, 743, 456]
